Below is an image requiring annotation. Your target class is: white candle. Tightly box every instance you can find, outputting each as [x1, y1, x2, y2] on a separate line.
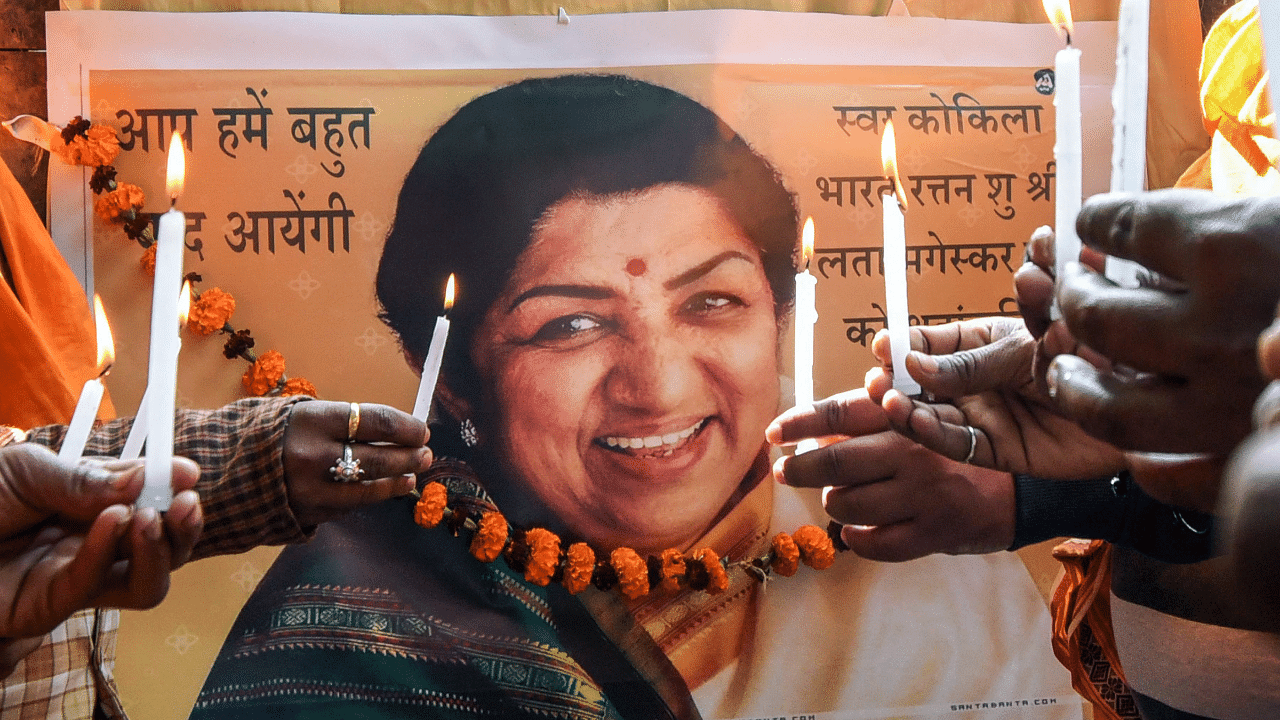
[140, 132, 185, 511]
[59, 295, 113, 461]
[1260, 4, 1280, 127]
[1105, 0, 1148, 287]
[122, 281, 190, 461]
[882, 195, 919, 396]
[1045, 0, 1081, 316]
[881, 120, 920, 396]
[794, 218, 818, 455]
[411, 274, 455, 422]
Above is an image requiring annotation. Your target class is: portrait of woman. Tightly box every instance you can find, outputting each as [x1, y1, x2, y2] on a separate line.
[190, 74, 1076, 720]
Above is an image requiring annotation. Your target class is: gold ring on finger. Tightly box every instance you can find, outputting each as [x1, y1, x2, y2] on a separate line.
[347, 402, 361, 441]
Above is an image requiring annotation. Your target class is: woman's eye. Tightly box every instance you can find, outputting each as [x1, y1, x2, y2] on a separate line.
[529, 314, 607, 345]
[683, 292, 745, 315]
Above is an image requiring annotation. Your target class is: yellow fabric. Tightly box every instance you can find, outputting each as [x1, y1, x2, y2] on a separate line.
[1196, 0, 1280, 195]
[0, 156, 115, 429]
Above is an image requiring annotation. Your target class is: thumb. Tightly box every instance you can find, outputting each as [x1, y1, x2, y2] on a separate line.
[905, 332, 1032, 399]
[0, 445, 144, 535]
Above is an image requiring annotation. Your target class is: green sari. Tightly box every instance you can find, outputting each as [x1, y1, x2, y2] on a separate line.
[190, 461, 699, 720]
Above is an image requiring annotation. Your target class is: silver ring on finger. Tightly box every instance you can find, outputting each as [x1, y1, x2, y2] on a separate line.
[329, 443, 365, 483]
[962, 425, 977, 464]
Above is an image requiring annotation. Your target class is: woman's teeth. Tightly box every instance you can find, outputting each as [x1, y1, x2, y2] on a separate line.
[601, 420, 705, 455]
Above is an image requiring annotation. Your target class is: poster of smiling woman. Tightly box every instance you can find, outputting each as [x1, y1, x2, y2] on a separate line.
[46, 10, 1124, 720]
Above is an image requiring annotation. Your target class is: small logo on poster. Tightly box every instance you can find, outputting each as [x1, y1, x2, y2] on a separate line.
[1034, 68, 1056, 95]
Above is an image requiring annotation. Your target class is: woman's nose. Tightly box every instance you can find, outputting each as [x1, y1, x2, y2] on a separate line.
[603, 326, 697, 413]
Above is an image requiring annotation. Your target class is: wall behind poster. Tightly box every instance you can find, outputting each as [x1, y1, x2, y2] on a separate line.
[52, 11, 1117, 720]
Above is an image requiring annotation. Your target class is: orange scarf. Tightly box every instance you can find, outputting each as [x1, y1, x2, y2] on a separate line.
[0, 156, 114, 428]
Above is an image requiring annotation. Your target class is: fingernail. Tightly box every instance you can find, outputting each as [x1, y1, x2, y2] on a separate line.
[1046, 360, 1067, 399]
[110, 470, 132, 491]
[772, 455, 788, 485]
[402, 474, 418, 494]
[765, 420, 782, 444]
[911, 352, 938, 375]
[140, 508, 162, 540]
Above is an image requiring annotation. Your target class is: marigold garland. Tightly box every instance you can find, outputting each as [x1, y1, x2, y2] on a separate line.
[49, 116, 318, 399]
[242, 350, 287, 397]
[563, 543, 596, 595]
[413, 481, 843, 601]
[186, 287, 236, 336]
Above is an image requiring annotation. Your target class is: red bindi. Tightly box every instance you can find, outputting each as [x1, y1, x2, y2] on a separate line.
[625, 258, 647, 276]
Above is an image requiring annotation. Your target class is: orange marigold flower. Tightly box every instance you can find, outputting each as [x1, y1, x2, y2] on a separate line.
[93, 182, 144, 223]
[658, 548, 685, 592]
[695, 548, 730, 594]
[140, 244, 157, 277]
[280, 377, 318, 398]
[413, 482, 448, 529]
[54, 124, 121, 167]
[469, 511, 508, 563]
[770, 532, 800, 577]
[610, 547, 649, 599]
[187, 287, 236, 336]
[242, 349, 286, 396]
[793, 525, 836, 570]
[562, 542, 595, 594]
[523, 528, 561, 587]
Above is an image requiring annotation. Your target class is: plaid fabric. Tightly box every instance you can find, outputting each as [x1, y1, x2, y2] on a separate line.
[5, 396, 313, 719]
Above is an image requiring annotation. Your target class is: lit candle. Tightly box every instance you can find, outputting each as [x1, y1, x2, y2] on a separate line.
[794, 218, 818, 455]
[1105, 0, 1148, 287]
[58, 295, 114, 460]
[1044, 0, 1081, 316]
[412, 274, 455, 422]
[140, 131, 186, 511]
[881, 120, 920, 396]
[122, 280, 190, 460]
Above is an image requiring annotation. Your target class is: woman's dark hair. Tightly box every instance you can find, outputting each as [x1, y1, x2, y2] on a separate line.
[376, 73, 799, 416]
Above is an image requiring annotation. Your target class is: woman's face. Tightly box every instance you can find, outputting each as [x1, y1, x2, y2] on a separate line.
[473, 183, 782, 552]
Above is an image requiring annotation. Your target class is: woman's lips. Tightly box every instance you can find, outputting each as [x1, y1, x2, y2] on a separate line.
[597, 418, 708, 458]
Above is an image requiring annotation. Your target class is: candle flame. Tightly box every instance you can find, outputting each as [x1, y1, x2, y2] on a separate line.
[880, 119, 909, 210]
[800, 217, 814, 270]
[165, 131, 185, 202]
[444, 274, 456, 312]
[178, 280, 192, 328]
[92, 294, 115, 375]
[1042, 0, 1073, 43]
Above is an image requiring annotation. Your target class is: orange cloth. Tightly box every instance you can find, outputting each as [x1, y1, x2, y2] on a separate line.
[0, 156, 115, 428]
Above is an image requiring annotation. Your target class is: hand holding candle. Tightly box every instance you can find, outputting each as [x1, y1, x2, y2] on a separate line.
[412, 274, 455, 422]
[140, 131, 186, 511]
[1044, 0, 1082, 313]
[58, 296, 113, 460]
[881, 120, 921, 396]
[793, 218, 818, 455]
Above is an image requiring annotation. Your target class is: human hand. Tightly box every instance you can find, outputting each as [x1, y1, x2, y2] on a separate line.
[0, 444, 202, 655]
[869, 320, 1126, 480]
[767, 389, 1016, 561]
[282, 401, 433, 527]
[1047, 189, 1280, 455]
[1218, 424, 1280, 631]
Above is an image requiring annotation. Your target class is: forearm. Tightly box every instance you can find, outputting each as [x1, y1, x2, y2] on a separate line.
[1010, 472, 1216, 564]
[25, 396, 312, 560]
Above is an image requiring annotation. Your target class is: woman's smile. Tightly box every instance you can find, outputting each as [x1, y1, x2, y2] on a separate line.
[597, 417, 708, 457]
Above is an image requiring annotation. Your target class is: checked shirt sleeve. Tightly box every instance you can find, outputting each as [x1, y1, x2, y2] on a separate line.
[26, 396, 313, 560]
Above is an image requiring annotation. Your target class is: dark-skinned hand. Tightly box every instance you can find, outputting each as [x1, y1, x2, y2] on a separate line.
[1048, 189, 1280, 456]
[868, 321, 1126, 481]
[282, 401, 433, 528]
[0, 444, 202, 677]
[767, 389, 1016, 562]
